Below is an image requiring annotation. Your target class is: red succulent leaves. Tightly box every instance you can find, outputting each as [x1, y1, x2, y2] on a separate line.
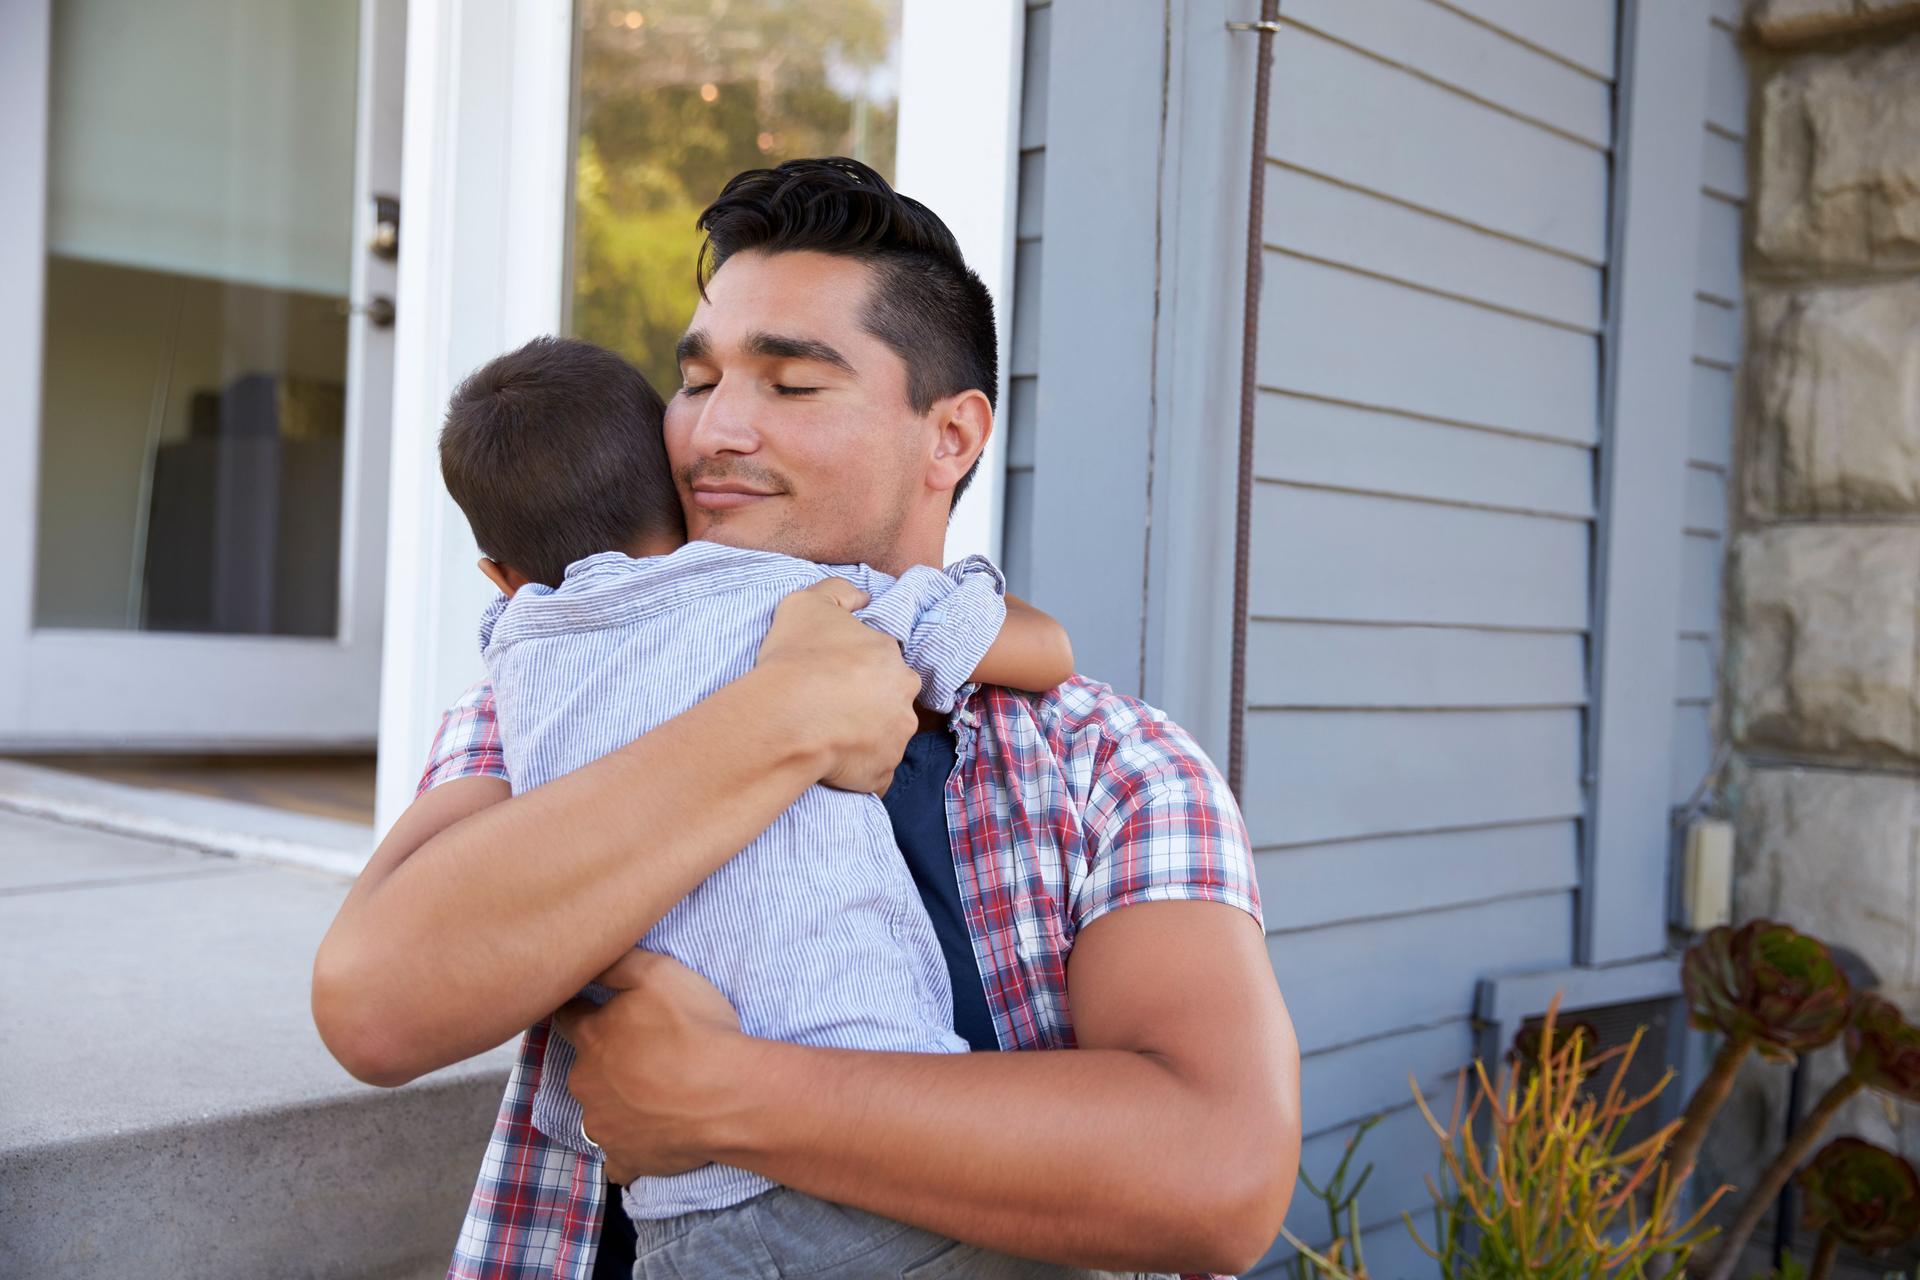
[1682, 921, 1853, 1062]
[1798, 1136, 1920, 1253]
[1846, 995, 1920, 1102]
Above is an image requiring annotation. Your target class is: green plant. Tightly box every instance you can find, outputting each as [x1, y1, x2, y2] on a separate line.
[1282, 1114, 1383, 1280]
[1796, 1137, 1920, 1280]
[1668, 923, 1854, 1185]
[1704, 995, 1920, 1280]
[1283, 997, 1729, 1280]
[1412, 996, 1724, 1280]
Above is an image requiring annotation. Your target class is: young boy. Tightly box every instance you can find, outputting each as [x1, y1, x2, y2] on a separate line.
[439, 335, 1085, 1276]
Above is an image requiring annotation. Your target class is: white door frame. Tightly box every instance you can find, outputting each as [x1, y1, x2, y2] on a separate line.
[897, 0, 1026, 567]
[371, 0, 575, 833]
[0, 0, 405, 750]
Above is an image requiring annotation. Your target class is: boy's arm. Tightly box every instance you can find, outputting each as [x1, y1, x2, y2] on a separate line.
[970, 593, 1073, 693]
[311, 579, 921, 1087]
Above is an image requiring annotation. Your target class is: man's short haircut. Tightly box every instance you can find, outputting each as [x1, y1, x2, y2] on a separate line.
[695, 156, 998, 506]
[439, 336, 679, 589]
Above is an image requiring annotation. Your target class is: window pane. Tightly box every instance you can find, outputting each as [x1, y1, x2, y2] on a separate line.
[34, 0, 360, 637]
[570, 0, 903, 394]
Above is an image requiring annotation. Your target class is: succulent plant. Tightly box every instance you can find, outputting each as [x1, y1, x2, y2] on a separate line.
[1799, 1137, 1920, 1255]
[1682, 921, 1854, 1060]
[1509, 1016, 1599, 1073]
[1705, 998, 1920, 1280]
[1668, 922, 1856, 1191]
[1846, 995, 1920, 1102]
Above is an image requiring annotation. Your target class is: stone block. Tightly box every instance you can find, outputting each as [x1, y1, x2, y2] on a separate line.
[1755, 36, 1920, 271]
[1753, 0, 1920, 46]
[1729, 761, 1920, 993]
[1745, 282, 1920, 517]
[1728, 524, 1920, 765]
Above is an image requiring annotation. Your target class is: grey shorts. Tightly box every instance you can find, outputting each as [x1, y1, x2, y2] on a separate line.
[627, 1186, 1172, 1279]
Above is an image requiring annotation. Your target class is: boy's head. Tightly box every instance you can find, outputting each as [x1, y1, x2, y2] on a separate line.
[666, 157, 998, 572]
[440, 336, 680, 591]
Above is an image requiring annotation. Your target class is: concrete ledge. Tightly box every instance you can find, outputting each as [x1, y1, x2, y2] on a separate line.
[0, 809, 516, 1277]
[0, 1071, 505, 1280]
[0, 759, 373, 877]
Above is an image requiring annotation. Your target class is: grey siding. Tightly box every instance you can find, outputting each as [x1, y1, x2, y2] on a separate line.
[1673, 3, 1744, 809]
[998, 2, 1711, 1272]
[1000, 0, 1050, 598]
[1243, 2, 1617, 1268]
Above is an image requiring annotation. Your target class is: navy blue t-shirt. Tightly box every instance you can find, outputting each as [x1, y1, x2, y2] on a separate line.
[880, 729, 1000, 1054]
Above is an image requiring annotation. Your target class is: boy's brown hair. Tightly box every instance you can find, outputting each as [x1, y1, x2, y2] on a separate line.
[440, 336, 680, 588]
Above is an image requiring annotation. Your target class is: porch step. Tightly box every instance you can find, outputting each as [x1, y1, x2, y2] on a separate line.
[0, 809, 517, 1279]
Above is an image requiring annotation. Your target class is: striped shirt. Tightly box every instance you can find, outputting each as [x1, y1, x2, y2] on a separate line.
[427, 580, 1263, 1280]
[479, 542, 998, 1219]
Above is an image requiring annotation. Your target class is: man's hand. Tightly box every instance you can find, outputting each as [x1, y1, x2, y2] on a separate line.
[757, 577, 920, 795]
[555, 949, 754, 1185]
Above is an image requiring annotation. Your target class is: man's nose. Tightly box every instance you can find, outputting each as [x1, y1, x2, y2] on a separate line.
[686, 377, 761, 456]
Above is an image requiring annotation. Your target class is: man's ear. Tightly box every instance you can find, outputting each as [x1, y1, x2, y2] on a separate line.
[477, 557, 526, 595]
[927, 388, 993, 497]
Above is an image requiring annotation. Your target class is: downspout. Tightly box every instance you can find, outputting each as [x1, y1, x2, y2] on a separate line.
[1226, 1, 1281, 797]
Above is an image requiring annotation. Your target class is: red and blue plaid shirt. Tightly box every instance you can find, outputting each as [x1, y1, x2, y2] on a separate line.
[422, 675, 1262, 1279]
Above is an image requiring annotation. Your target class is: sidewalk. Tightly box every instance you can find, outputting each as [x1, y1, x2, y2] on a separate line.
[0, 806, 516, 1279]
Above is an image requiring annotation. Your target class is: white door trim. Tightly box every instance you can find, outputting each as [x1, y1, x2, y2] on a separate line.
[896, 0, 1025, 567]
[372, 0, 573, 835]
[0, 0, 54, 737]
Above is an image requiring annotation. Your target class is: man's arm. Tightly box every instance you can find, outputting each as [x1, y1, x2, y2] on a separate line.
[559, 901, 1299, 1275]
[311, 578, 922, 1087]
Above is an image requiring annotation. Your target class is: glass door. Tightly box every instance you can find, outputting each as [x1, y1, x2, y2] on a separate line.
[0, 0, 403, 748]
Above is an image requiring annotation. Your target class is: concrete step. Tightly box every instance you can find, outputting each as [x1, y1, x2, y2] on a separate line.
[0, 808, 517, 1279]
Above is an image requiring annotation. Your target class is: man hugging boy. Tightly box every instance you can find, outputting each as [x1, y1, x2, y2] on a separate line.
[437, 334, 1086, 1276]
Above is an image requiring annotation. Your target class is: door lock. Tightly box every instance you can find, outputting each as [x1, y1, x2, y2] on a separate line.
[369, 194, 400, 260]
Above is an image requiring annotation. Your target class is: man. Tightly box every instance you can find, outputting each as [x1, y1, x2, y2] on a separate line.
[313, 158, 1300, 1279]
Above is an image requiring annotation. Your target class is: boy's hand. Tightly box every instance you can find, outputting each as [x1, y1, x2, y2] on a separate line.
[755, 577, 919, 795]
[557, 949, 749, 1184]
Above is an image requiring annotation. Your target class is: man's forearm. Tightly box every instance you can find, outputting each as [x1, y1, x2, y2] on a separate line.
[313, 669, 827, 1084]
[707, 1041, 1289, 1275]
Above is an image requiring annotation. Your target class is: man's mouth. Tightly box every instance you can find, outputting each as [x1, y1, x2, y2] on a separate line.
[689, 483, 779, 511]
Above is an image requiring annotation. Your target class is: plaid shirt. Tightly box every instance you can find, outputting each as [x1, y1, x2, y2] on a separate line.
[423, 674, 1262, 1280]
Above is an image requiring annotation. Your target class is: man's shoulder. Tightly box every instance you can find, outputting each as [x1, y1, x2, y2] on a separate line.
[984, 674, 1161, 739]
[975, 676, 1224, 796]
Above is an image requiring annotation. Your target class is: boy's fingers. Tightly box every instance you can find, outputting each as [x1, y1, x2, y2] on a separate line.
[805, 577, 870, 612]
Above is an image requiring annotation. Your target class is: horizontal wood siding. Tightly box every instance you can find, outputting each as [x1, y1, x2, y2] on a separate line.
[1673, 6, 1743, 808]
[1000, 0, 1050, 597]
[1246, 5, 1616, 1269]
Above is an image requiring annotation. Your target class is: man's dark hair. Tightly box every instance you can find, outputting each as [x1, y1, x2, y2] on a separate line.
[696, 156, 998, 506]
[439, 336, 679, 589]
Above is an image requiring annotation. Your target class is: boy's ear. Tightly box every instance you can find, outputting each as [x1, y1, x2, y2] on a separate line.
[477, 557, 524, 595]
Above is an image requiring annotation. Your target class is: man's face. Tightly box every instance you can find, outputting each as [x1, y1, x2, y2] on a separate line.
[664, 250, 929, 568]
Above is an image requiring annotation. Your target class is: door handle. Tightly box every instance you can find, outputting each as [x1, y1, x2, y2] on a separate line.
[337, 296, 397, 328]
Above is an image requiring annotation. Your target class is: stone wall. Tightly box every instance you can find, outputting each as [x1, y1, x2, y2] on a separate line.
[1708, 0, 1920, 1229]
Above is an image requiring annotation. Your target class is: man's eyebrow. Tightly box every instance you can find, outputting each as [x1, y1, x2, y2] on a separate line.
[746, 331, 855, 375]
[674, 330, 710, 366]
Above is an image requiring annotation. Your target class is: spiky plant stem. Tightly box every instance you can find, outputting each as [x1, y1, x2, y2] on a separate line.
[1705, 1073, 1865, 1280]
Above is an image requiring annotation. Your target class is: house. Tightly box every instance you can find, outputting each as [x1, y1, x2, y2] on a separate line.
[5, 0, 1913, 1276]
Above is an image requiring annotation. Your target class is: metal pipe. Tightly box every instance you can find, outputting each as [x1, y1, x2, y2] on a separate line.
[1226, 0, 1280, 797]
